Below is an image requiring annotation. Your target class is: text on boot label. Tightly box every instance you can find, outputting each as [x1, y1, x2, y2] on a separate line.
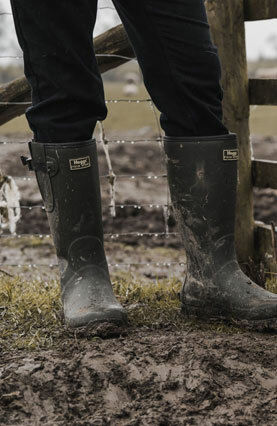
[69, 156, 91, 170]
[223, 149, 239, 161]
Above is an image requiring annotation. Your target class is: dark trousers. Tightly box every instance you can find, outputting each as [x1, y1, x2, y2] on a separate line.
[10, 0, 228, 143]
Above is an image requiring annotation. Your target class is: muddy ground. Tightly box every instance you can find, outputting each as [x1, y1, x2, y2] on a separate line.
[0, 132, 277, 425]
[1, 329, 277, 425]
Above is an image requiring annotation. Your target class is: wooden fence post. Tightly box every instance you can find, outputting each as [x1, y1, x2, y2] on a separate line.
[205, 0, 254, 263]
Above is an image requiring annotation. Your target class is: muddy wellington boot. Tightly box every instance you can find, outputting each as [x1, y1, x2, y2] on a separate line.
[164, 133, 277, 327]
[22, 139, 127, 328]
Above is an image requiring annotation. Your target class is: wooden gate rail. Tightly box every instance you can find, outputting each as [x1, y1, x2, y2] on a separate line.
[249, 79, 277, 105]
[244, 0, 277, 21]
[252, 160, 277, 190]
[255, 221, 277, 273]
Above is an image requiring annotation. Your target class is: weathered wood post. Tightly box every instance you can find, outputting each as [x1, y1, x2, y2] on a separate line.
[205, 0, 254, 263]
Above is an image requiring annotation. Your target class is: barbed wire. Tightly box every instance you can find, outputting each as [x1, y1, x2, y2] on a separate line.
[0, 138, 162, 146]
[0, 53, 136, 62]
[0, 261, 185, 269]
[96, 54, 137, 61]
[0, 98, 151, 106]
[0, 7, 116, 16]
[0, 101, 30, 105]
[0, 232, 178, 240]
[0, 56, 22, 59]
[98, 7, 116, 10]
[0, 138, 162, 145]
[0, 203, 172, 210]
[0, 262, 275, 275]
[13, 174, 167, 181]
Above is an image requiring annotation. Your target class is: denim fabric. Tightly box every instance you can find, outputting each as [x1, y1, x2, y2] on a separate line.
[10, 0, 228, 142]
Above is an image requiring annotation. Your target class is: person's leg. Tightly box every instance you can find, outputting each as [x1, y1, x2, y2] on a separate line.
[11, 1, 127, 327]
[10, 0, 107, 142]
[112, 0, 228, 137]
[114, 0, 277, 325]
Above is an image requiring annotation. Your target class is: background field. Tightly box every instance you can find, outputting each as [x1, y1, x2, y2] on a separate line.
[0, 82, 276, 136]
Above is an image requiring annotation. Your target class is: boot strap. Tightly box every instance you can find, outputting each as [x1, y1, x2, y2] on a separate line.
[21, 155, 58, 175]
[21, 142, 57, 212]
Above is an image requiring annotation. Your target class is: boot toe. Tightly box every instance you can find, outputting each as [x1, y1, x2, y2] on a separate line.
[65, 304, 128, 328]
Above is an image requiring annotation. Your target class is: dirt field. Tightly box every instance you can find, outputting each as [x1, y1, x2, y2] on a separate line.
[0, 131, 277, 425]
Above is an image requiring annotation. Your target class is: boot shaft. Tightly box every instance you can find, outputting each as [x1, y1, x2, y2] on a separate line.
[27, 140, 104, 260]
[164, 133, 238, 274]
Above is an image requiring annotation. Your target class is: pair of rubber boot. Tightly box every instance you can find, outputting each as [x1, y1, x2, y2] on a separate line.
[22, 134, 277, 329]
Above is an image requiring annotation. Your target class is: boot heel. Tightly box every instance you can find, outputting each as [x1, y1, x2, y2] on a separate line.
[181, 303, 204, 318]
[181, 303, 220, 320]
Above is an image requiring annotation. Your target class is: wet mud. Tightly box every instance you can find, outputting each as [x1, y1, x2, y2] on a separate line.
[1, 329, 276, 425]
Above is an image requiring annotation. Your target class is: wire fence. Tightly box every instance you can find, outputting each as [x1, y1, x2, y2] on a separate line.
[0, 6, 182, 273]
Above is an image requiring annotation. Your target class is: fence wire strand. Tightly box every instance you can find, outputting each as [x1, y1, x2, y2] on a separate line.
[0, 6, 116, 16]
[0, 261, 185, 269]
[0, 203, 172, 210]
[0, 138, 162, 145]
[0, 98, 151, 106]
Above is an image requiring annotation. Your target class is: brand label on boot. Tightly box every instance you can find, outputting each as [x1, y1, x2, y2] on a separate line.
[69, 156, 91, 170]
[223, 149, 239, 161]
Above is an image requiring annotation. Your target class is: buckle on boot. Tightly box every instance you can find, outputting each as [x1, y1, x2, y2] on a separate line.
[46, 160, 58, 176]
[21, 156, 34, 171]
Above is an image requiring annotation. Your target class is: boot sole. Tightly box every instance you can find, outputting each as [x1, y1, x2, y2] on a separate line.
[65, 318, 128, 338]
[182, 304, 277, 332]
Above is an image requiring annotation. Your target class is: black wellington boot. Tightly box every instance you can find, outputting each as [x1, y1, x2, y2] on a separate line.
[22, 139, 127, 328]
[164, 133, 277, 327]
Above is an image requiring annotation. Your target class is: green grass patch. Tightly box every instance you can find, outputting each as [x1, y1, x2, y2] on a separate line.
[266, 277, 277, 294]
[0, 272, 252, 351]
[1, 235, 53, 249]
[0, 276, 62, 350]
